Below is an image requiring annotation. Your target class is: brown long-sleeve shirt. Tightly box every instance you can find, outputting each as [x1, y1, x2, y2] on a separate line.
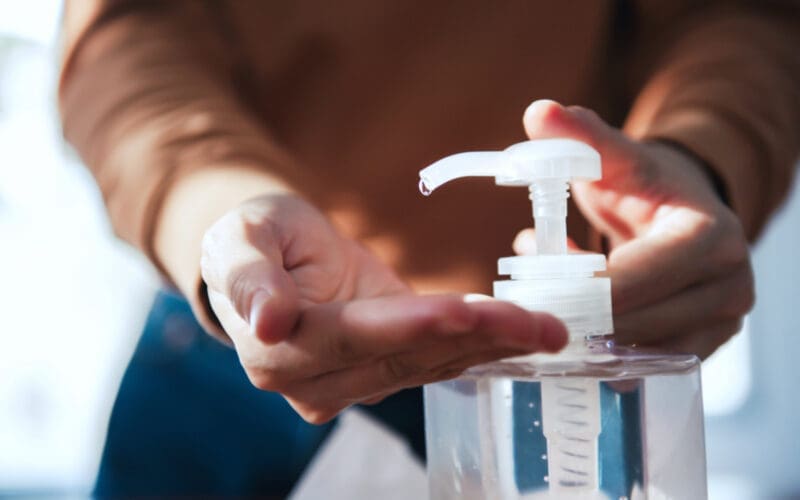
[59, 1, 800, 334]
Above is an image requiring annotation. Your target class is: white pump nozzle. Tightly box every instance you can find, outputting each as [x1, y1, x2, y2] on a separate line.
[420, 139, 600, 256]
[418, 152, 511, 194]
[419, 139, 601, 193]
[419, 138, 612, 339]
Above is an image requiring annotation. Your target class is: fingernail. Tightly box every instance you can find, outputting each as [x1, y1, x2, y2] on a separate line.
[525, 99, 563, 120]
[248, 289, 271, 333]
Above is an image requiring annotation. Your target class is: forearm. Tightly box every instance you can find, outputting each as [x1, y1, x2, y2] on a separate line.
[624, 2, 800, 240]
[59, 1, 302, 334]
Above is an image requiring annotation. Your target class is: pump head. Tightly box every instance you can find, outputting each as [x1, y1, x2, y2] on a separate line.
[419, 138, 613, 340]
[420, 139, 600, 255]
[419, 138, 600, 191]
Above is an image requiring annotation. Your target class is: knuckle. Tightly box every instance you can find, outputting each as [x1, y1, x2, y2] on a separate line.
[704, 320, 743, 356]
[708, 213, 750, 270]
[379, 355, 420, 385]
[695, 211, 719, 234]
[727, 318, 745, 337]
[731, 274, 756, 316]
[719, 266, 755, 318]
[687, 211, 722, 244]
[720, 238, 749, 267]
[328, 334, 361, 364]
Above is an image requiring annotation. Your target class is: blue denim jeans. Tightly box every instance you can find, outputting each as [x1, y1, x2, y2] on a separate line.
[94, 290, 424, 498]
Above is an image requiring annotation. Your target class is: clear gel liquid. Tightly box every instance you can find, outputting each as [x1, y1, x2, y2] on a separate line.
[424, 341, 707, 499]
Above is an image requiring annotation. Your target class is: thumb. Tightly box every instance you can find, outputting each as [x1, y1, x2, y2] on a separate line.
[202, 222, 300, 345]
[522, 100, 643, 187]
[238, 259, 300, 344]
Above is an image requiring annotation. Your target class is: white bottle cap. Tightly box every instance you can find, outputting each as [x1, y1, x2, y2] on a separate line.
[420, 139, 614, 341]
[494, 255, 613, 339]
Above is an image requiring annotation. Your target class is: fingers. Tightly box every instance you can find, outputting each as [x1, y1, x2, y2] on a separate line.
[282, 301, 566, 423]
[522, 100, 664, 245]
[328, 295, 567, 364]
[201, 208, 300, 344]
[523, 100, 644, 186]
[608, 208, 725, 313]
[237, 295, 568, 423]
[614, 265, 754, 345]
[284, 343, 527, 423]
[610, 202, 752, 312]
[610, 218, 753, 359]
[248, 295, 567, 383]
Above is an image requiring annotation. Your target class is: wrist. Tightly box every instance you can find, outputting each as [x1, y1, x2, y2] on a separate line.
[647, 138, 731, 207]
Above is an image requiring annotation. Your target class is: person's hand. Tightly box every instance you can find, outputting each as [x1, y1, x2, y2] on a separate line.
[201, 194, 567, 423]
[515, 100, 754, 358]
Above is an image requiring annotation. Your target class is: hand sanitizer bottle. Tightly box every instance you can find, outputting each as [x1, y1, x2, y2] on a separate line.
[419, 139, 707, 500]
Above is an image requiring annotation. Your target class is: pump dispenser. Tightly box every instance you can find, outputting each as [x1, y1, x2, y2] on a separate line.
[421, 139, 611, 340]
[420, 139, 707, 499]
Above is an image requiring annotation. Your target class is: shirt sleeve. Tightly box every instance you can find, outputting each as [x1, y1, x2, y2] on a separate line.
[624, 1, 800, 240]
[58, 1, 300, 338]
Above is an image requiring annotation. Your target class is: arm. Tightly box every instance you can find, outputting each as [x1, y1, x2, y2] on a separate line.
[519, 3, 800, 358]
[624, 1, 800, 239]
[59, 1, 567, 422]
[60, 0, 304, 338]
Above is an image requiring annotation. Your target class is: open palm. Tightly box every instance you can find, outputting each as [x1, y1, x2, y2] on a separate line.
[201, 194, 567, 422]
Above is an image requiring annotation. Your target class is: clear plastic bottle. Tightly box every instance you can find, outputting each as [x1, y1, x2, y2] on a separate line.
[424, 341, 705, 499]
[419, 139, 707, 499]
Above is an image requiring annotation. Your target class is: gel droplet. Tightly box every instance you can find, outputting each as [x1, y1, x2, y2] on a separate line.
[533, 420, 541, 427]
[419, 179, 432, 196]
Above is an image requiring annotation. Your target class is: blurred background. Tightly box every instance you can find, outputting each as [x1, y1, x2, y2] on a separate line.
[0, 2, 798, 498]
